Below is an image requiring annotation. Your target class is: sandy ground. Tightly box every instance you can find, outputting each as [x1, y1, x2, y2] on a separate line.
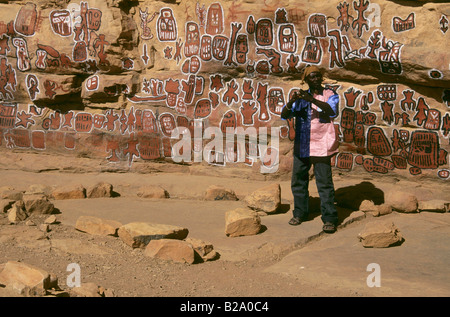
[0, 152, 449, 301]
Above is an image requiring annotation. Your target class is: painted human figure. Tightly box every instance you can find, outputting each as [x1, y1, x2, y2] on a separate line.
[139, 8, 158, 40]
[12, 38, 31, 71]
[0, 57, 16, 100]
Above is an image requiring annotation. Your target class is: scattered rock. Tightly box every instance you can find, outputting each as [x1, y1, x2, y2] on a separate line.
[0, 187, 24, 201]
[86, 182, 113, 198]
[385, 191, 418, 213]
[25, 219, 36, 226]
[0, 261, 53, 296]
[118, 222, 189, 248]
[359, 200, 392, 217]
[1, 199, 15, 213]
[100, 287, 116, 297]
[7, 201, 28, 223]
[418, 200, 450, 212]
[45, 290, 71, 297]
[203, 250, 219, 262]
[39, 224, 50, 233]
[244, 183, 281, 213]
[358, 221, 404, 248]
[225, 207, 262, 237]
[204, 185, 238, 201]
[75, 215, 122, 236]
[144, 239, 196, 264]
[69, 282, 104, 297]
[22, 194, 55, 214]
[44, 215, 58, 224]
[26, 184, 53, 196]
[359, 200, 376, 213]
[52, 184, 86, 200]
[137, 185, 170, 199]
[374, 204, 393, 217]
[185, 237, 219, 262]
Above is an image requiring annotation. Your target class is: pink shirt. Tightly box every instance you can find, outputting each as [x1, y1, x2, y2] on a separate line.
[309, 89, 339, 157]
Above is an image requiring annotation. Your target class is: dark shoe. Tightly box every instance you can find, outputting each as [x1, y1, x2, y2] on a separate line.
[288, 217, 302, 226]
[322, 222, 336, 233]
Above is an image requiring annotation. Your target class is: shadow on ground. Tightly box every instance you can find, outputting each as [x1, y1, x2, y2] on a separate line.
[335, 181, 385, 210]
[299, 181, 385, 225]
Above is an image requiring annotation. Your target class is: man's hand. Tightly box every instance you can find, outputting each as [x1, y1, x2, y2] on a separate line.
[298, 89, 314, 102]
[290, 91, 300, 103]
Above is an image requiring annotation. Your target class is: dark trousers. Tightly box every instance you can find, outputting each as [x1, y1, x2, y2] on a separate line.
[291, 155, 338, 224]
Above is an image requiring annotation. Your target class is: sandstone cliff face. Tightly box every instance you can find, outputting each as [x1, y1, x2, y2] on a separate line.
[0, 0, 449, 181]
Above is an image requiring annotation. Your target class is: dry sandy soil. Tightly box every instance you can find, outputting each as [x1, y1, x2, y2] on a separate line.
[0, 171, 349, 298]
[0, 219, 335, 298]
[0, 152, 449, 302]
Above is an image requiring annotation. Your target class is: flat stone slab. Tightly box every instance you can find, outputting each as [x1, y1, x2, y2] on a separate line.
[118, 222, 189, 248]
[75, 215, 122, 236]
[144, 239, 196, 264]
[0, 261, 51, 296]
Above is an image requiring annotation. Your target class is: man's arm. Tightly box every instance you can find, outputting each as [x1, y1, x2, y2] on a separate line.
[280, 91, 299, 120]
[299, 90, 337, 117]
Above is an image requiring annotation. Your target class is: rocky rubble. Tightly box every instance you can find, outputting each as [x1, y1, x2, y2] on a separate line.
[0, 260, 115, 297]
[1, 178, 449, 296]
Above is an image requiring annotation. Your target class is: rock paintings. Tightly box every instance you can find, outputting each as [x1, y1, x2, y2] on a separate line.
[0, 0, 447, 180]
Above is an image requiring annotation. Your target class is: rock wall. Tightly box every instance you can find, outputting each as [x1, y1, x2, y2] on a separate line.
[0, 0, 449, 181]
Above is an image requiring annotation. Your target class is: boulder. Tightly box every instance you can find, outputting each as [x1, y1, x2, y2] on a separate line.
[0, 261, 52, 296]
[75, 215, 122, 236]
[137, 185, 170, 199]
[52, 184, 86, 200]
[86, 182, 113, 198]
[204, 185, 238, 201]
[22, 194, 55, 214]
[118, 222, 189, 248]
[385, 191, 418, 213]
[244, 183, 281, 213]
[358, 221, 404, 248]
[144, 239, 196, 264]
[225, 207, 262, 237]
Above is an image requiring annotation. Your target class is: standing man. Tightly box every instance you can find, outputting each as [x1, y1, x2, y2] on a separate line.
[281, 65, 339, 233]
